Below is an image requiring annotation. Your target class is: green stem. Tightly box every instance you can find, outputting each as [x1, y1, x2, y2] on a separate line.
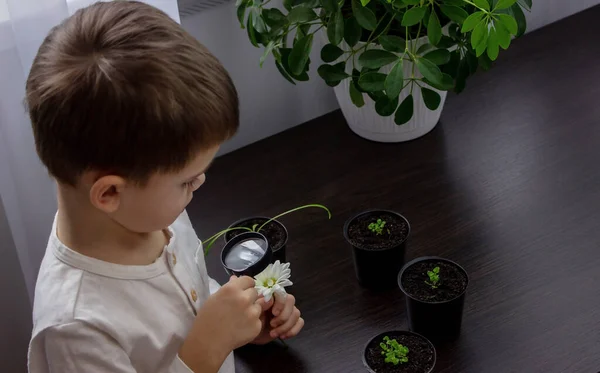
[202, 227, 253, 255]
[257, 204, 331, 232]
[462, 0, 488, 12]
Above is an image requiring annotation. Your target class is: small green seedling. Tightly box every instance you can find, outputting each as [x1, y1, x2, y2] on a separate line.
[380, 336, 409, 365]
[368, 219, 387, 235]
[425, 266, 440, 289]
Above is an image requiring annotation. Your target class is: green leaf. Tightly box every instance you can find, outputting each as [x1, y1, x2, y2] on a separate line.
[288, 7, 317, 23]
[321, 44, 344, 63]
[417, 44, 433, 55]
[402, 0, 420, 4]
[359, 50, 399, 69]
[385, 61, 404, 99]
[250, 8, 267, 33]
[379, 35, 406, 53]
[394, 94, 414, 125]
[437, 35, 456, 49]
[349, 81, 365, 107]
[471, 21, 488, 49]
[440, 5, 468, 23]
[494, 0, 517, 10]
[497, 14, 518, 34]
[280, 48, 309, 80]
[443, 0, 465, 5]
[423, 49, 451, 65]
[473, 0, 490, 11]
[320, 0, 338, 13]
[424, 72, 454, 90]
[247, 13, 259, 47]
[517, 0, 532, 10]
[367, 91, 386, 101]
[263, 8, 286, 29]
[358, 72, 387, 91]
[402, 7, 427, 27]
[495, 23, 511, 49]
[375, 96, 399, 116]
[344, 17, 362, 47]
[352, 0, 377, 31]
[428, 10, 442, 45]
[462, 11, 484, 32]
[237, 3, 248, 28]
[293, 0, 318, 7]
[317, 63, 349, 81]
[510, 4, 527, 37]
[283, 0, 293, 11]
[486, 27, 500, 60]
[260, 41, 276, 67]
[275, 61, 296, 84]
[360, 0, 371, 5]
[327, 10, 344, 45]
[476, 38, 487, 57]
[421, 87, 441, 110]
[288, 34, 313, 75]
[479, 54, 492, 70]
[416, 58, 443, 86]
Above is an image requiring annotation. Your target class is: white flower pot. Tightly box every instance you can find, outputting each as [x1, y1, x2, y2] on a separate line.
[333, 35, 448, 143]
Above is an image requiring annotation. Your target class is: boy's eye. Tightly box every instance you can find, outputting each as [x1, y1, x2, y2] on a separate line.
[183, 180, 197, 188]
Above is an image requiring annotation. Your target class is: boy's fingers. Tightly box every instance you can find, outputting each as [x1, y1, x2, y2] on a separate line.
[272, 294, 294, 317]
[232, 275, 256, 290]
[281, 317, 304, 340]
[271, 308, 301, 337]
[271, 295, 295, 328]
[256, 297, 274, 311]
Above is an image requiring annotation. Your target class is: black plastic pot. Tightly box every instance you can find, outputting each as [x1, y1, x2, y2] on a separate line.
[363, 330, 436, 373]
[220, 232, 272, 277]
[398, 256, 469, 344]
[224, 216, 288, 263]
[343, 210, 410, 289]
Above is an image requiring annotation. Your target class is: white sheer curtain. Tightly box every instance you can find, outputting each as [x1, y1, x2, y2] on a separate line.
[0, 0, 180, 301]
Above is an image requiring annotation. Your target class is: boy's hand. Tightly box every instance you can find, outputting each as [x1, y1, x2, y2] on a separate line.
[251, 294, 304, 345]
[180, 276, 262, 372]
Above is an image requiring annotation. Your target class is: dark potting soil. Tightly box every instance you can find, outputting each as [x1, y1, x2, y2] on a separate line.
[347, 213, 408, 251]
[401, 261, 468, 303]
[365, 332, 435, 373]
[225, 218, 287, 251]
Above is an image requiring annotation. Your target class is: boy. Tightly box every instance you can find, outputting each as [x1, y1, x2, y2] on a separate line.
[26, 2, 303, 372]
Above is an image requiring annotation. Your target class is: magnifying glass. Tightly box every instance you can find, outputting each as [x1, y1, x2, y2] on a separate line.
[221, 232, 273, 277]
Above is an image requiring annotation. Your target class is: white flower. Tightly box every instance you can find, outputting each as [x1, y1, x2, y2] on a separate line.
[254, 260, 293, 303]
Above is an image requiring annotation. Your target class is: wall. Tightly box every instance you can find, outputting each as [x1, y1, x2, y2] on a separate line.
[525, 1, 600, 32]
[0, 197, 31, 373]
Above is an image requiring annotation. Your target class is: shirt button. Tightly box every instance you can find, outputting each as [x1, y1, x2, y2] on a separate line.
[172, 253, 177, 265]
[191, 289, 198, 302]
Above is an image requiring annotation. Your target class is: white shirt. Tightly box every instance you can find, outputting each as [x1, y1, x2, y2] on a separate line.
[28, 211, 235, 373]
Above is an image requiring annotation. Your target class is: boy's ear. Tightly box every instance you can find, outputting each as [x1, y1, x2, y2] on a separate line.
[89, 175, 127, 214]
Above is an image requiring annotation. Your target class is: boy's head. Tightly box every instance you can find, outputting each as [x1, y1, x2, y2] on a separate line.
[26, 1, 238, 232]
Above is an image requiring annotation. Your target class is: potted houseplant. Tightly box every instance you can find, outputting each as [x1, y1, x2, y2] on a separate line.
[343, 209, 410, 289]
[363, 330, 436, 372]
[235, 0, 532, 142]
[398, 256, 469, 343]
[202, 204, 331, 262]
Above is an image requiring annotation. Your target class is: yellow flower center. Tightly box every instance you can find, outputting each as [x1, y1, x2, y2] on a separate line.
[264, 278, 276, 287]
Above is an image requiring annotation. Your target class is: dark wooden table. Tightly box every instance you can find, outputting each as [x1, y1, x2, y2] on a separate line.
[187, 6, 600, 373]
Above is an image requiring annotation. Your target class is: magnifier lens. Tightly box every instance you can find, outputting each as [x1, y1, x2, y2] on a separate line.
[223, 238, 268, 271]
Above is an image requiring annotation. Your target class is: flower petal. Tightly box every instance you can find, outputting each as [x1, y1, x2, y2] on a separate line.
[278, 279, 293, 288]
